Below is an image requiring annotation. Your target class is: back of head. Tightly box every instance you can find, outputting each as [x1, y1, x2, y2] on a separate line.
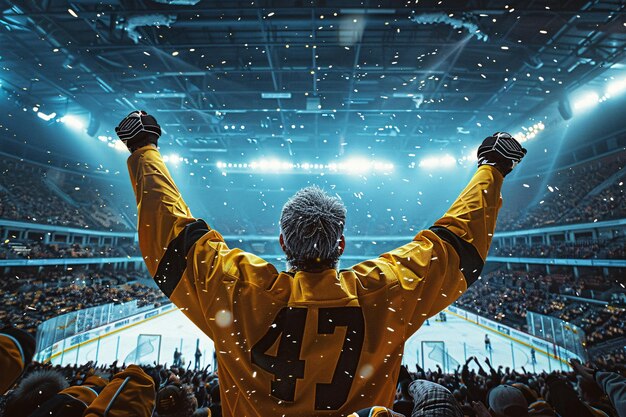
[409, 379, 464, 417]
[157, 383, 197, 417]
[397, 379, 412, 401]
[209, 384, 220, 404]
[280, 186, 346, 271]
[579, 377, 604, 402]
[4, 369, 69, 417]
[511, 383, 538, 406]
[488, 385, 529, 417]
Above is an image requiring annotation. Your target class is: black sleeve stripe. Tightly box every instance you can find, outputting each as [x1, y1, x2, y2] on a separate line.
[429, 226, 484, 286]
[154, 219, 209, 297]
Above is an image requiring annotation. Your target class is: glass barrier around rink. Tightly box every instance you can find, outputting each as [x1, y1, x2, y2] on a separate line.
[526, 311, 588, 362]
[35, 300, 159, 360]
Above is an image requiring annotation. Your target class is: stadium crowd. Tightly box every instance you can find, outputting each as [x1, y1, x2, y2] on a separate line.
[0, 157, 133, 232]
[498, 153, 625, 231]
[491, 240, 626, 260]
[1, 149, 624, 237]
[0, 268, 166, 335]
[0, 241, 139, 260]
[455, 271, 626, 348]
[1, 349, 624, 417]
[0, 265, 623, 417]
[1, 146, 625, 416]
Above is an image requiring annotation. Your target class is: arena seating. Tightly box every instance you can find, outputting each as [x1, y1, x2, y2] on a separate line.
[498, 152, 626, 231]
[491, 239, 626, 259]
[0, 268, 166, 335]
[1, 149, 625, 417]
[2, 152, 625, 237]
[0, 157, 134, 231]
[454, 271, 625, 348]
[0, 241, 139, 260]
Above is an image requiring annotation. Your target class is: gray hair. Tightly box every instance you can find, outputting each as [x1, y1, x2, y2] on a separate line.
[280, 186, 346, 271]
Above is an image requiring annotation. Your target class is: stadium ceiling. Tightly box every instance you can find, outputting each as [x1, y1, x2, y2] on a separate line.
[1, 0, 625, 158]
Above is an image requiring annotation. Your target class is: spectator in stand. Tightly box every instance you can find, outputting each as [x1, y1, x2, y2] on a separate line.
[2, 354, 624, 417]
[0, 268, 167, 335]
[0, 240, 139, 260]
[409, 379, 464, 417]
[156, 382, 198, 417]
[3, 369, 70, 417]
[0, 157, 134, 232]
[571, 359, 626, 417]
[0, 327, 36, 394]
[482, 384, 529, 417]
[491, 240, 626, 260]
[497, 154, 625, 231]
[208, 384, 222, 417]
[393, 378, 414, 415]
[454, 270, 625, 349]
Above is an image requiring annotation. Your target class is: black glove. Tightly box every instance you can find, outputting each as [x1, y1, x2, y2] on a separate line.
[477, 132, 527, 177]
[115, 110, 161, 152]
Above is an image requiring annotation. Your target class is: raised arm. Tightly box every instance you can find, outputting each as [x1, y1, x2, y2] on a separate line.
[117, 111, 212, 279]
[118, 111, 216, 329]
[128, 145, 197, 275]
[118, 111, 276, 339]
[354, 133, 525, 334]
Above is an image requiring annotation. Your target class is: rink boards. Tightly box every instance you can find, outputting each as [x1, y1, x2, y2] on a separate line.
[40, 304, 576, 373]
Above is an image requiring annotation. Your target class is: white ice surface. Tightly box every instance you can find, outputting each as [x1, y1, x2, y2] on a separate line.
[52, 307, 567, 374]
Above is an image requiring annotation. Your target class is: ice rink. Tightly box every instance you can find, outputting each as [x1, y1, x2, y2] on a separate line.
[49, 308, 216, 370]
[403, 311, 567, 374]
[50, 307, 568, 374]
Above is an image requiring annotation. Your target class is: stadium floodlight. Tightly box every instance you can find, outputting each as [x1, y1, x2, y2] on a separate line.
[419, 155, 457, 169]
[59, 114, 86, 130]
[343, 157, 371, 174]
[572, 91, 599, 112]
[37, 111, 56, 121]
[163, 153, 183, 163]
[258, 159, 270, 170]
[606, 77, 626, 97]
[261, 92, 292, 99]
[113, 141, 128, 152]
[215, 159, 393, 173]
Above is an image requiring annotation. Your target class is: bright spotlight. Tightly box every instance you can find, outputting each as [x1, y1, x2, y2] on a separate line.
[419, 155, 457, 169]
[37, 111, 57, 121]
[606, 77, 626, 97]
[343, 157, 370, 174]
[113, 141, 128, 152]
[258, 159, 270, 170]
[59, 115, 86, 130]
[440, 155, 457, 167]
[572, 91, 600, 112]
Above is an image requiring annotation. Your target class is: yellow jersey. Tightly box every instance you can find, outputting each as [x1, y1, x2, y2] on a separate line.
[127, 146, 503, 417]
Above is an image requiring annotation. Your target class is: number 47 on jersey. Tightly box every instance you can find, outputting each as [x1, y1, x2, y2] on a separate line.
[251, 306, 365, 410]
